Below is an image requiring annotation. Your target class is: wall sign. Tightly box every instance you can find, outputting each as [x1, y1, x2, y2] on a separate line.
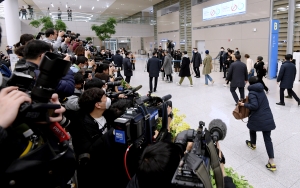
[268, 19, 279, 79]
[203, 0, 247, 21]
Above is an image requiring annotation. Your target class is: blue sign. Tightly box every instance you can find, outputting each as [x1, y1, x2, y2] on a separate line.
[115, 130, 126, 144]
[268, 20, 279, 79]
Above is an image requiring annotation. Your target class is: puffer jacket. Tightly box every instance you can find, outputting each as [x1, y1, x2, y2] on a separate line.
[244, 83, 276, 131]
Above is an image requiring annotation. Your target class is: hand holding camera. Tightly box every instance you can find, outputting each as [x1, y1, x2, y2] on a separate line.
[58, 30, 65, 37]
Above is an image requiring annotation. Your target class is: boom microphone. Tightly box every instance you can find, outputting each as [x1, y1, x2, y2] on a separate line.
[161, 94, 172, 102]
[208, 119, 227, 142]
[126, 85, 142, 95]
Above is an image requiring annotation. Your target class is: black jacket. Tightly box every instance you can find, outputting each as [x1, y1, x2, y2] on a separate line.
[254, 61, 265, 77]
[179, 56, 191, 77]
[192, 52, 202, 67]
[112, 53, 123, 67]
[227, 60, 248, 87]
[244, 83, 276, 131]
[147, 56, 161, 77]
[277, 60, 297, 89]
[123, 57, 133, 76]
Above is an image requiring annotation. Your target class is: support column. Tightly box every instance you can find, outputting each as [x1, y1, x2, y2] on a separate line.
[287, 0, 295, 53]
[4, 0, 21, 46]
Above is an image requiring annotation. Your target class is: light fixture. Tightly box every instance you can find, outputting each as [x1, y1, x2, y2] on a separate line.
[51, 3, 54, 7]
[106, 5, 109, 8]
[66, 4, 68, 8]
[92, 6, 94, 10]
[79, 5, 81, 9]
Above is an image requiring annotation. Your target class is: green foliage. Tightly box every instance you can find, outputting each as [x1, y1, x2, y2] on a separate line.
[91, 17, 117, 41]
[210, 167, 253, 188]
[29, 17, 67, 32]
[86, 37, 92, 41]
[54, 19, 67, 31]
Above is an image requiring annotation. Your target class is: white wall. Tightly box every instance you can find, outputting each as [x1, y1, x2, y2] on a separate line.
[130, 37, 141, 53]
[143, 36, 154, 52]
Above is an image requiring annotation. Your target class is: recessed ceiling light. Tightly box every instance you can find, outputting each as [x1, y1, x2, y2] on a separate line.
[79, 5, 81, 9]
[92, 6, 94, 10]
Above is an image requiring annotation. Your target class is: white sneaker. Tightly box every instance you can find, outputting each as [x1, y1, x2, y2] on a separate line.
[176, 82, 181, 86]
[223, 84, 228, 87]
[212, 80, 215, 85]
[189, 84, 193, 87]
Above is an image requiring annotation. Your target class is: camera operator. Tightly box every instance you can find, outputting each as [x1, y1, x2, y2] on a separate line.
[23, 40, 75, 98]
[70, 56, 87, 73]
[127, 132, 236, 188]
[43, 28, 65, 53]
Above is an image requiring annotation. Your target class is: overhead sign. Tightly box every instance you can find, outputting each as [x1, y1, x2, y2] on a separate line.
[203, 0, 247, 21]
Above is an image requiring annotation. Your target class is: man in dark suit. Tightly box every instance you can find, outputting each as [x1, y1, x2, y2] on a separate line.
[147, 51, 161, 92]
[191, 48, 202, 78]
[112, 50, 123, 78]
[215, 47, 225, 73]
[276, 54, 300, 106]
[226, 54, 248, 105]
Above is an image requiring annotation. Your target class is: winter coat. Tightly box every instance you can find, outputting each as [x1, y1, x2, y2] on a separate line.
[123, 57, 132, 76]
[192, 52, 202, 67]
[226, 60, 248, 88]
[112, 53, 123, 67]
[162, 54, 173, 75]
[254, 61, 266, 77]
[179, 55, 191, 77]
[277, 60, 297, 89]
[202, 54, 213, 75]
[147, 56, 161, 77]
[244, 83, 276, 131]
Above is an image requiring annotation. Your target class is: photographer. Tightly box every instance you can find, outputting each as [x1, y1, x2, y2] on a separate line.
[23, 40, 75, 98]
[127, 134, 236, 188]
[70, 56, 87, 73]
[43, 28, 65, 53]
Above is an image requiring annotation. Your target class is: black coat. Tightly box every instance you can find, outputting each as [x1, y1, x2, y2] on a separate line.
[112, 53, 123, 67]
[277, 60, 297, 89]
[254, 61, 265, 77]
[147, 56, 161, 77]
[179, 56, 191, 77]
[123, 57, 132, 76]
[192, 52, 202, 67]
[226, 60, 248, 87]
[244, 83, 276, 131]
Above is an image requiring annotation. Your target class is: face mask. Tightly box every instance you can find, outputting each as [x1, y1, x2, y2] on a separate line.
[83, 65, 87, 69]
[106, 97, 111, 109]
[221, 49, 224, 51]
[101, 52, 105, 54]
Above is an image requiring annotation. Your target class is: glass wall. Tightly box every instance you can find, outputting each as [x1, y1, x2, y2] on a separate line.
[273, 0, 289, 60]
[103, 38, 131, 54]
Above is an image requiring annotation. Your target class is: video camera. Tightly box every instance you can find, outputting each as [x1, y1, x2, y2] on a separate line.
[172, 119, 227, 188]
[35, 32, 45, 39]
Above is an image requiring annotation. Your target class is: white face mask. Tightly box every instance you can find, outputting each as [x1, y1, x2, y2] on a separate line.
[106, 97, 111, 109]
[221, 49, 224, 51]
[101, 52, 105, 54]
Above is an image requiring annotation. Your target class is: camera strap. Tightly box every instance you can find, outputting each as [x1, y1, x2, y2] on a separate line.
[194, 162, 213, 188]
[205, 130, 224, 188]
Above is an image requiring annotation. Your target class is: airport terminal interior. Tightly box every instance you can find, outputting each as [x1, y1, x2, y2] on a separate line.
[0, 0, 300, 187]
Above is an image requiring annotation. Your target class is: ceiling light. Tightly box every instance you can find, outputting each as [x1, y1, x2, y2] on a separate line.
[66, 4, 68, 8]
[106, 5, 109, 8]
[51, 3, 54, 7]
[92, 6, 94, 10]
[79, 5, 81, 9]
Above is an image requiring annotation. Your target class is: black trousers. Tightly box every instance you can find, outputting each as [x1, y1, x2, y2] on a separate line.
[257, 75, 268, 92]
[220, 61, 224, 72]
[117, 70, 123, 78]
[167, 74, 173, 82]
[223, 66, 227, 77]
[280, 88, 299, 103]
[132, 63, 135, 70]
[125, 76, 131, 84]
[250, 130, 274, 158]
[193, 67, 200, 77]
[149, 77, 158, 92]
[230, 86, 245, 103]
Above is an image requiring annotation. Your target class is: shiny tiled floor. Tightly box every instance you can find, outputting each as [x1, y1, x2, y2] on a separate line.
[129, 55, 300, 188]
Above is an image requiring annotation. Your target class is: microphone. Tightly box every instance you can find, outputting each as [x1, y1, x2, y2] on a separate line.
[208, 119, 227, 142]
[161, 94, 172, 102]
[126, 85, 142, 95]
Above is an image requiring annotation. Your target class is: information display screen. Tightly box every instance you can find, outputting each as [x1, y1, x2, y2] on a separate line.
[203, 0, 246, 21]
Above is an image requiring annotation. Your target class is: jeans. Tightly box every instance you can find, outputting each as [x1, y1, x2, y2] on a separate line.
[149, 77, 158, 92]
[248, 69, 254, 80]
[205, 74, 213, 85]
[250, 130, 274, 158]
[280, 88, 299, 103]
[230, 87, 245, 103]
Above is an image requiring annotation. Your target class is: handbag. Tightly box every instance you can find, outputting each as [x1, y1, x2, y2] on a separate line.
[232, 96, 250, 122]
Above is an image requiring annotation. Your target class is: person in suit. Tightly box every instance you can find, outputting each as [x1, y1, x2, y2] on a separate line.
[215, 47, 225, 72]
[176, 51, 193, 86]
[226, 54, 248, 105]
[123, 52, 132, 84]
[147, 51, 161, 92]
[276, 54, 300, 106]
[254, 56, 268, 93]
[239, 76, 276, 171]
[191, 48, 202, 78]
[112, 50, 123, 78]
